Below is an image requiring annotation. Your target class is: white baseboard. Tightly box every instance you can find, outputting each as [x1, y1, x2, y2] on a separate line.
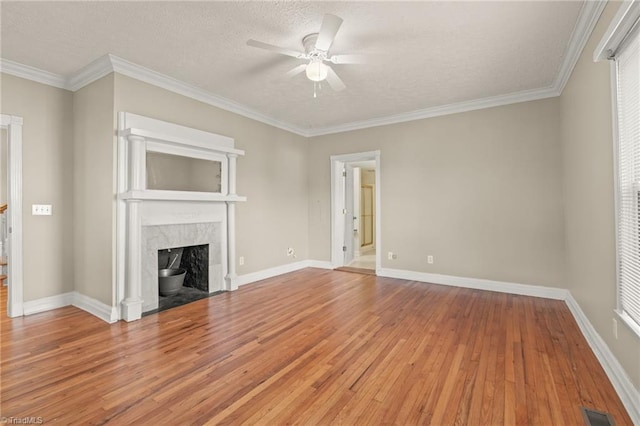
[237, 260, 310, 286]
[72, 292, 118, 324]
[377, 267, 568, 300]
[23, 292, 75, 315]
[23, 291, 117, 324]
[238, 263, 567, 301]
[237, 259, 333, 287]
[306, 260, 333, 270]
[565, 294, 640, 424]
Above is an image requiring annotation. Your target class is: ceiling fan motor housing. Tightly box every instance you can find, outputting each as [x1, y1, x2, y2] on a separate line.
[302, 33, 327, 59]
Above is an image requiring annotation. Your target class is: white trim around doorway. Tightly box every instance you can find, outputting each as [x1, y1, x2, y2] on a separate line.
[330, 151, 381, 273]
[0, 114, 24, 317]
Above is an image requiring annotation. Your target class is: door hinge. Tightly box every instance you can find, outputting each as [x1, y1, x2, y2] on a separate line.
[342, 170, 347, 177]
[342, 245, 347, 252]
[342, 208, 347, 214]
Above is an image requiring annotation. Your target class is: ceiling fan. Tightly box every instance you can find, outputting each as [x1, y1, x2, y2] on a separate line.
[247, 13, 363, 93]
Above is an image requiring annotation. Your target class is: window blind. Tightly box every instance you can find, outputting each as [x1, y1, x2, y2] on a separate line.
[616, 23, 640, 329]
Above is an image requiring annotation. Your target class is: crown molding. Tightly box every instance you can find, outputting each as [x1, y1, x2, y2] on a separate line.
[0, 58, 68, 89]
[0, 55, 309, 136]
[305, 86, 559, 137]
[0, 55, 560, 138]
[0, 0, 606, 139]
[106, 55, 309, 136]
[66, 54, 114, 91]
[594, 0, 640, 61]
[552, 0, 607, 93]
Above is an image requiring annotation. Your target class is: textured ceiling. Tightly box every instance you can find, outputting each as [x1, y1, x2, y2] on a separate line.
[1, 1, 583, 131]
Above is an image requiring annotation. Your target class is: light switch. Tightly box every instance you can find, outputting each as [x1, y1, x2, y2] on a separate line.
[32, 204, 52, 215]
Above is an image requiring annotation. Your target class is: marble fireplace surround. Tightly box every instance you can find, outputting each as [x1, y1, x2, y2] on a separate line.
[117, 112, 246, 322]
[142, 221, 223, 313]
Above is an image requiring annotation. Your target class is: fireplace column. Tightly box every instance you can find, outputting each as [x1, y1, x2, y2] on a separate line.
[226, 153, 238, 291]
[122, 134, 146, 321]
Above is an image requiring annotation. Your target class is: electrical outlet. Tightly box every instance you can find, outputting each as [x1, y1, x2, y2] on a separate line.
[388, 251, 393, 260]
[32, 204, 52, 215]
[287, 247, 296, 258]
[427, 255, 434, 264]
[239, 256, 245, 266]
[613, 318, 618, 339]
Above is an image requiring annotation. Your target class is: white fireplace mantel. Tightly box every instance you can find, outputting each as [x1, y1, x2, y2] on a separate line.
[116, 112, 246, 322]
[119, 190, 246, 203]
[119, 127, 245, 156]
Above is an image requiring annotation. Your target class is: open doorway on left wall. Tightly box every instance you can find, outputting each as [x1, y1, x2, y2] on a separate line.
[1, 114, 24, 318]
[1, 129, 8, 287]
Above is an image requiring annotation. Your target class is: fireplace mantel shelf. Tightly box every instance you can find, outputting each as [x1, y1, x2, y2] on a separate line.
[120, 190, 247, 202]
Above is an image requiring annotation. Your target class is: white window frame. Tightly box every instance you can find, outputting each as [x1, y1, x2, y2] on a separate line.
[595, 0, 640, 338]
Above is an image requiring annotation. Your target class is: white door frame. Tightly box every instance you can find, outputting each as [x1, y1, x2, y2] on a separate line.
[1, 114, 24, 317]
[343, 164, 356, 265]
[352, 167, 362, 257]
[330, 151, 381, 273]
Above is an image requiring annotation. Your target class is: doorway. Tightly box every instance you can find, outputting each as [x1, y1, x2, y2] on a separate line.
[0, 115, 24, 318]
[330, 151, 381, 274]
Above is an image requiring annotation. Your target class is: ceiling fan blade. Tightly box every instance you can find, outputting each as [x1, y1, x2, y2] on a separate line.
[247, 39, 306, 59]
[325, 66, 346, 91]
[330, 54, 367, 65]
[285, 64, 308, 78]
[315, 14, 343, 51]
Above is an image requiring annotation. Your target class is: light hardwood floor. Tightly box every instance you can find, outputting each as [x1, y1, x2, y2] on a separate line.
[0, 269, 633, 424]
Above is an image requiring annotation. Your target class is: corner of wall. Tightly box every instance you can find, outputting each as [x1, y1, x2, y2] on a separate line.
[72, 73, 117, 307]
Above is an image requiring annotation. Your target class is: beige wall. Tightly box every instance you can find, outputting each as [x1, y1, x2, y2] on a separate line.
[0, 73, 74, 300]
[309, 98, 566, 288]
[561, 1, 640, 391]
[73, 74, 115, 305]
[113, 74, 309, 274]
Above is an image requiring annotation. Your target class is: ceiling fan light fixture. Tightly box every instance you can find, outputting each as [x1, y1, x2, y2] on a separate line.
[306, 60, 328, 82]
[247, 13, 348, 91]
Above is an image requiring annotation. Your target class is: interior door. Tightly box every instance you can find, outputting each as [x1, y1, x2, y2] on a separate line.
[361, 184, 374, 247]
[343, 166, 355, 265]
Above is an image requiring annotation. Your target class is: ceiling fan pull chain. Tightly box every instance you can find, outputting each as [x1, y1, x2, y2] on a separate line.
[314, 81, 317, 98]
